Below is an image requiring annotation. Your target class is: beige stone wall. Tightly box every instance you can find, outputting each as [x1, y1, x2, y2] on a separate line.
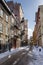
[16, 38, 21, 48]
[0, 6, 10, 45]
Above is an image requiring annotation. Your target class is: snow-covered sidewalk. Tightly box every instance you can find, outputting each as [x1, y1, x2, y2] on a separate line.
[27, 46, 43, 65]
[0, 46, 29, 59]
[0, 48, 19, 59]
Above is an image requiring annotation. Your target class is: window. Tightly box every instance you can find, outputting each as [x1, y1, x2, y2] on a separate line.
[11, 18, 14, 23]
[0, 23, 3, 33]
[0, 34, 1, 37]
[0, 9, 3, 17]
[6, 15, 8, 22]
[6, 24, 8, 35]
[22, 26, 23, 30]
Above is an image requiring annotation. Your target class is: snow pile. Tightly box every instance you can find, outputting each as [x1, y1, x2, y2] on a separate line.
[32, 54, 43, 65]
[18, 46, 29, 51]
[0, 46, 29, 59]
[32, 46, 43, 56]
[27, 46, 43, 65]
[32, 46, 39, 56]
[18, 47, 25, 50]
[0, 47, 22, 59]
[0, 51, 10, 59]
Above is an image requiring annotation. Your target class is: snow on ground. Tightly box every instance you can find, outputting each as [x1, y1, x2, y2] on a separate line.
[32, 46, 43, 56]
[27, 46, 43, 65]
[0, 46, 29, 59]
[33, 57, 43, 65]
[0, 48, 21, 59]
[18, 46, 29, 51]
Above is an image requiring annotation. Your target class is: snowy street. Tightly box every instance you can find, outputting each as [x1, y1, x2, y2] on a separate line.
[27, 51, 43, 65]
[0, 46, 43, 65]
[27, 46, 43, 65]
[13, 46, 43, 65]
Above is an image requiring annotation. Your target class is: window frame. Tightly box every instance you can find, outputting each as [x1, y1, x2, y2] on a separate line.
[6, 15, 8, 22]
[0, 9, 3, 17]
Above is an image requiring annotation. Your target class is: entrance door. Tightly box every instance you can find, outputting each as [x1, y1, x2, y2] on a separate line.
[14, 39, 16, 48]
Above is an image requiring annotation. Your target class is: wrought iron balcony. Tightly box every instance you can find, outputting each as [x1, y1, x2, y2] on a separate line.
[21, 30, 25, 36]
[21, 17, 24, 23]
[14, 24, 19, 29]
[14, 33, 19, 38]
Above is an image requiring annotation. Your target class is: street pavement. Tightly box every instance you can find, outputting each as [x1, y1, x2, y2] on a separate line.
[0, 48, 28, 65]
[13, 51, 43, 65]
[0, 47, 43, 65]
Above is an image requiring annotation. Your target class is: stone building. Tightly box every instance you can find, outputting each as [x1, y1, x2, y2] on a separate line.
[7, 1, 24, 21]
[33, 5, 43, 47]
[0, 0, 21, 51]
[7, 1, 25, 47]
[7, 0, 28, 47]
[21, 18, 28, 46]
[0, 0, 11, 51]
[10, 13, 21, 48]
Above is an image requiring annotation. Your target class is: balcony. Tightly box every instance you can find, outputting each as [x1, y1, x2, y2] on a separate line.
[14, 33, 19, 39]
[21, 17, 24, 23]
[21, 30, 25, 36]
[6, 33, 8, 36]
[14, 24, 19, 29]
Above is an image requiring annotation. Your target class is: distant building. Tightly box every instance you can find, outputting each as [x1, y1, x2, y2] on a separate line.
[7, 1, 24, 21]
[7, 1, 28, 47]
[0, 0, 11, 51]
[29, 36, 33, 46]
[21, 18, 28, 46]
[33, 24, 38, 45]
[10, 13, 21, 48]
[7, 1, 25, 47]
[0, 0, 22, 51]
[33, 5, 43, 47]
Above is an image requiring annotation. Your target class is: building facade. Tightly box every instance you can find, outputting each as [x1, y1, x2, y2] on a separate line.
[0, 0, 11, 51]
[7, 1, 24, 48]
[21, 18, 28, 46]
[33, 5, 43, 47]
[0, 0, 28, 51]
[0, 0, 22, 51]
[7, 1, 24, 21]
[7, 1, 28, 47]
[10, 13, 21, 48]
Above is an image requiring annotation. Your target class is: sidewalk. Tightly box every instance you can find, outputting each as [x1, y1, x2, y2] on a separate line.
[27, 46, 43, 65]
[0, 48, 21, 59]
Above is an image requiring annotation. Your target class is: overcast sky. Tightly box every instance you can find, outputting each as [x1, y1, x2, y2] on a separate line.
[6, 0, 43, 39]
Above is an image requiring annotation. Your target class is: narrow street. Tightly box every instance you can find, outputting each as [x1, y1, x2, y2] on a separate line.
[0, 47, 43, 65]
[12, 49, 43, 65]
[0, 47, 29, 65]
[0, 0, 43, 65]
[0, 50, 26, 65]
